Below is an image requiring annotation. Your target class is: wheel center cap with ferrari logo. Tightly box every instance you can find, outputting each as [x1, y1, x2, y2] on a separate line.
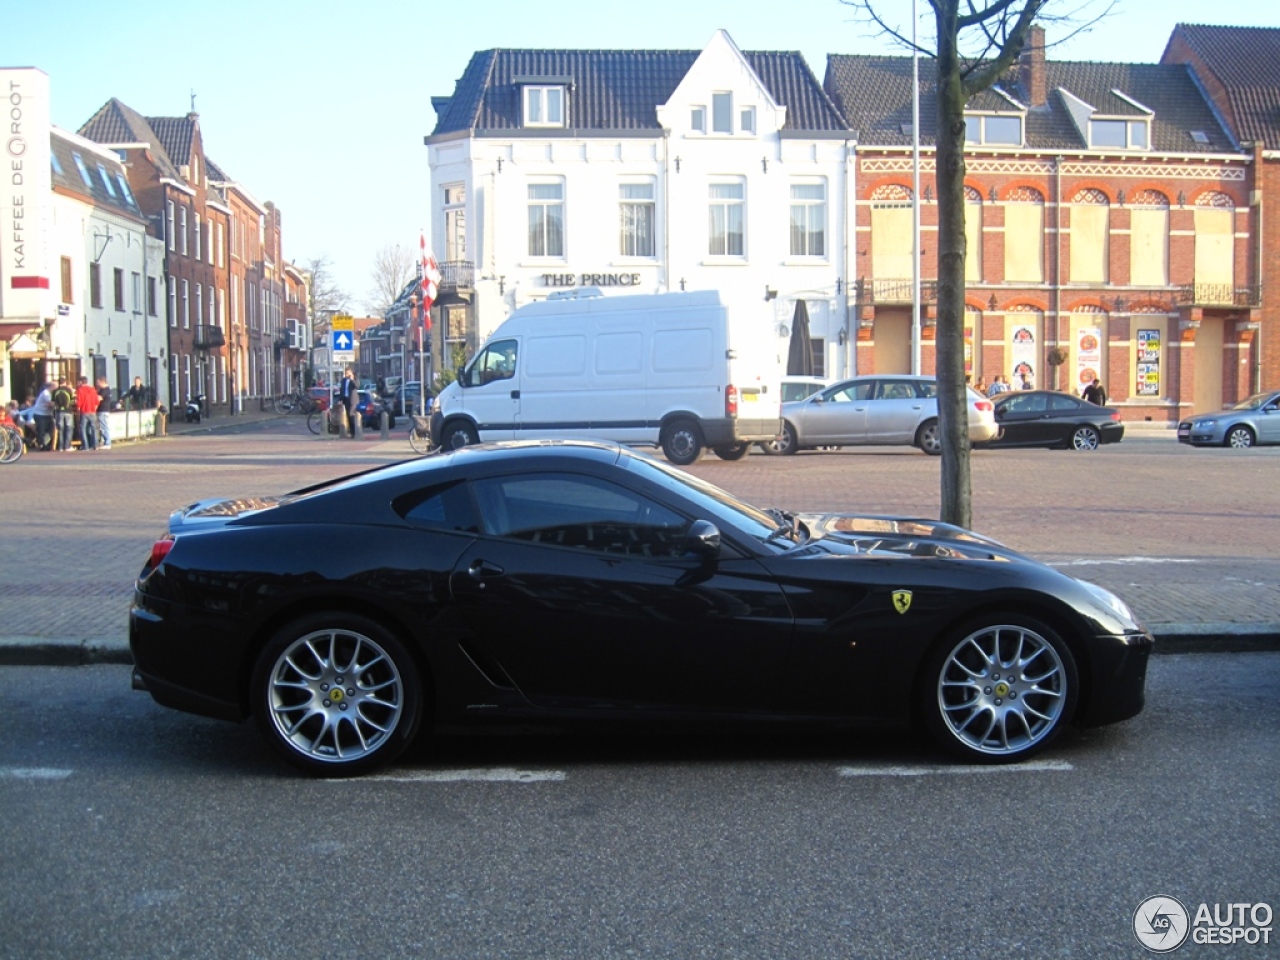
[993, 681, 1011, 698]
[329, 688, 344, 703]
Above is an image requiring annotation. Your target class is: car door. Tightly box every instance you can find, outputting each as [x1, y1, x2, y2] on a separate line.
[458, 338, 521, 441]
[993, 391, 1052, 445]
[795, 380, 872, 445]
[448, 472, 793, 712]
[1258, 393, 1280, 444]
[866, 378, 930, 442]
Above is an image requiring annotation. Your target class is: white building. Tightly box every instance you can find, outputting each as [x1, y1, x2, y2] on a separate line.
[425, 31, 857, 382]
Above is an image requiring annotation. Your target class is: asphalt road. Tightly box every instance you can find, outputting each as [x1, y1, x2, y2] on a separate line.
[1, 654, 1276, 959]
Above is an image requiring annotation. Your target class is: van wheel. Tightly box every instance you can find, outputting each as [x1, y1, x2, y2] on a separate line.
[442, 421, 478, 450]
[916, 419, 943, 455]
[661, 419, 703, 465]
[712, 443, 750, 461]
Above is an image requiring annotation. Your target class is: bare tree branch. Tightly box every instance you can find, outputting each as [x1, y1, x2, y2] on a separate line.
[365, 243, 417, 315]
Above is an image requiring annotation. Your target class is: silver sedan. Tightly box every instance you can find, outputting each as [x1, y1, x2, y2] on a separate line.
[1177, 390, 1280, 447]
[769, 375, 998, 455]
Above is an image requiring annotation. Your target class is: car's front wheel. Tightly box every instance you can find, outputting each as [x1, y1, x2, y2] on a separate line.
[251, 613, 423, 777]
[916, 419, 942, 455]
[441, 420, 479, 450]
[1225, 425, 1255, 448]
[919, 615, 1077, 763]
[1071, 425, 1100, 451]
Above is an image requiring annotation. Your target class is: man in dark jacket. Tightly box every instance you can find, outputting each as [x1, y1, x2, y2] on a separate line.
[96, 377, 113, 449]
[1082, 379, 1107, 406]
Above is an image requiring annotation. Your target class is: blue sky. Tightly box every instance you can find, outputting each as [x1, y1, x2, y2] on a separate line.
[3, 0, 1274, 309]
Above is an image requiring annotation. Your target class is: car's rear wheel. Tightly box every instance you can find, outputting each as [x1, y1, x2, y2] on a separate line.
[661, 419, 703, 465]
[761, 421, 799, 456]
[1225, 425, 1255, 448]
[919, 614, 1077, 763]
[1071, 425, 1100, 451]
[442, 420, 478, 450]
[712, 442, 750, 461]
[251, 613, 423, 777]
[916, 419, 942, 455]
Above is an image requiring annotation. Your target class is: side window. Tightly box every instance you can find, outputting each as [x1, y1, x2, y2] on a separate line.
[1049, 394, 1081, 412]
[396, 482, 480, 532]
[916, 380, 938, 398]
[876, 380, 916, 400]
[824, 381, 872, 403]
[467, 338, 518, 386]
[1005, 393, 1048, 413]
[472, 473, 691, 557]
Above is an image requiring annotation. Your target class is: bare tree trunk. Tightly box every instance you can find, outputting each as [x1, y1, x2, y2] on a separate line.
[933, 1, 973, 529]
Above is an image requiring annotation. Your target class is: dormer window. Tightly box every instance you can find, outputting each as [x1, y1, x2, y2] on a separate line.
[965, 114, 1023, 146]
[523, 85, 566, 127]
[1089, 118, 1148, 150]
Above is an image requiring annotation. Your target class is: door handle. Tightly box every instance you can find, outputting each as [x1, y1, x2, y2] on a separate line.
[468, 559, 505, 579]
[510, 390, 520, 399]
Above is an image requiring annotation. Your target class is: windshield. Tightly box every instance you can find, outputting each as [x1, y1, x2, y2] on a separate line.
[1230, 393, 1276, 411]
[625, 454, 788, 543]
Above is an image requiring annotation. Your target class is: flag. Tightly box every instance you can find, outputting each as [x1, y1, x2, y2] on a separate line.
[419, 231, 442, 333]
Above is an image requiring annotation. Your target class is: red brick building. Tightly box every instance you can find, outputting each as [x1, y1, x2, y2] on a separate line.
[826, 27, 1259, 422]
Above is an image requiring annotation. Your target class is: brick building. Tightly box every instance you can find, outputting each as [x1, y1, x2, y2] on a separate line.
[825, 26, 1257, 423]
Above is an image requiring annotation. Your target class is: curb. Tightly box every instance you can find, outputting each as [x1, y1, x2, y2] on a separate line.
[2, 624, 1278, 667]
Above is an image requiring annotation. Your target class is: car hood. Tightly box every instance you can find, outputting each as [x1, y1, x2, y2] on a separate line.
[802, 514, 1018, 560]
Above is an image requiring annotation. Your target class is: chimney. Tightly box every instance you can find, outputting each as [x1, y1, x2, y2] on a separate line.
[1020, 24, 1047, 107]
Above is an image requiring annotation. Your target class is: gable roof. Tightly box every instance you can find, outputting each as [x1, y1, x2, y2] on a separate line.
[824, 54, 1234, 153]
[1163, 24, 1280, 148]
[78, 99, 201, 178]
[430, 47, 847, 138]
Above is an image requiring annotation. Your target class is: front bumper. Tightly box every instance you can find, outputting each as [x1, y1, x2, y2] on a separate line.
[1075, 630, 1154, 727]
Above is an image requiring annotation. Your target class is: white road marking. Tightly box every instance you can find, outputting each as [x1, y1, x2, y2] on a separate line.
[838, 759, 1073, 777]
[0, 767, 74, 780]
[347, 768, 567, 783]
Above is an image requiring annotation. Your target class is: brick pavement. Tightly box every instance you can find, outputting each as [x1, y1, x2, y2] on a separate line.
[1, 415, 1276, 664]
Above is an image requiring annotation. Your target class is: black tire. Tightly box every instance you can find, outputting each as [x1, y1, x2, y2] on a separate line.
[1071, 425, 1100, 451]
[916, 419, 942, 455]
[918, 613, 1078, 764]
[441, 420, 479, 450]
[712, 442, 750, 461]
[661, 419, 703, 465]
[759, 422, 798, 456]
[306, 411, 323, 435]
[251, 612, 423, 777]
[1225, 425, 1255, 449]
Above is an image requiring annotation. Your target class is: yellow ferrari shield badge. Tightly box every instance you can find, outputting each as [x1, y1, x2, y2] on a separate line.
[892, 590, 913, 614]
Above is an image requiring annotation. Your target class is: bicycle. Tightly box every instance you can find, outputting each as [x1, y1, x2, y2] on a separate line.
[274, 390, 319, 415]
[408, 415, 436, 455]
[0, 422, 26, 464]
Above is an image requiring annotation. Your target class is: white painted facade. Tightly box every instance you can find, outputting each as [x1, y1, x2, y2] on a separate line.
[428, 31, 858, 382]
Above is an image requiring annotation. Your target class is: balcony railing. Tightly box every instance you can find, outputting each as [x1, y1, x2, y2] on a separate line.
[1175, 284, 1262, 307]
[193, 324, 226, 350]
[855, 278, 938, 304]
[439, 260, 474, 293]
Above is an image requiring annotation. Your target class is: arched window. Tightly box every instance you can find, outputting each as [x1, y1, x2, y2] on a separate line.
[964, 186, 983, 282]
[1069, 189, 1109, 284]
[1004, 187, 1044, 283]
[1129, 190, 1169, 286]
[1194, 192, 1235, 303]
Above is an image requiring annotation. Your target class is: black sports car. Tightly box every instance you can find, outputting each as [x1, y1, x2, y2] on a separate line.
[130, 440, 1152, 776]
[981, 390, 1125, 450]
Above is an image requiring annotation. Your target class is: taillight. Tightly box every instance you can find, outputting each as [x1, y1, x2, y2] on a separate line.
[1110, 412, 1122, 422]
[725, 384, 740, 418]
[974, 399, 993, 413]
[146, 536, 175, 572]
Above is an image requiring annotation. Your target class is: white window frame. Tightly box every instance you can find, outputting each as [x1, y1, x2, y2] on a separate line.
[691, 106, 706, 133]
[708, 179, 746, 258]
[619, 180, 657, 259]
[194, 214, 202, 261]
[965, 113, 1024, 146]
[180, 206, 188, 256]
[1089, 117, 1150, 150]
[444, 184, 466, 261]
[527, 180, 566, 258]
[523, 86, 566, 128]
[168, 275, 177, 327]
[166, 200, 176, 252]
[181, 278, 190, 329]
[740, 106, 756, 135]
[789, 180, 827, 258]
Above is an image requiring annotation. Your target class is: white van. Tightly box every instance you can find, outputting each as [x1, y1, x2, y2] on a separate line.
[429, 290, 782, 464]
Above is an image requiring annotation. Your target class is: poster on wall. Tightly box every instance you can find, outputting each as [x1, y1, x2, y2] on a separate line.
[1010, 325, 1036, 388]
[1075, 326, 1102, 392]
[1137, 329, 1161, 397]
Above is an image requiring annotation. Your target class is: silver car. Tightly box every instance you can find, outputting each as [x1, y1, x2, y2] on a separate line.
[771, 375, 998, 455]
[1177, 390, 1280, 448]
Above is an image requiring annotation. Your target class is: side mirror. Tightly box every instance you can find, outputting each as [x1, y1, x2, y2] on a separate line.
[682, 519, 721, 560]
[456, 366, 467, 387]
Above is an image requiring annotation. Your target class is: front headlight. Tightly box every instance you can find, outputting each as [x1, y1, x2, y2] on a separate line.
[1196, 419, 1216, 428]
[1079, 579, 1137, 624]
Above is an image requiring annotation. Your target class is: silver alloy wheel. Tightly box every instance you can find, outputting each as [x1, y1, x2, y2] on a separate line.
[1226, 426, 1254, 448]
[935, 623, 1067, 757]
[1071, 426, 1100, 451]
[266, 627, 404, 765]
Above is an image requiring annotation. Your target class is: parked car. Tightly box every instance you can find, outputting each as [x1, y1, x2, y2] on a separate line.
[771, 375, 997, 455]
[392, 380, 434, 417]
[979, 390, 1125, 451]
[354, 390, 395, 429]
[129, 440, 1151, 776]
[760, 377, 832, 453]
[1177, 390, 1280, 448]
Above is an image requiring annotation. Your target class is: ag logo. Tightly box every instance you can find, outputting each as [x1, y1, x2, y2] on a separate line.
[1133, 895, 1190, 953]
[892, 590, 912, 614]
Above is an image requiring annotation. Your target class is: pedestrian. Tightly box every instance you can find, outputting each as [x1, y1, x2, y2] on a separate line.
[1082, 378, 1107, 406]
[51, 378, 77, 451]
[31, 382, 55, 451]
[76, 376, 100, 450]
[974, 376, 989, 396]
[1019, 373, 1034, 390]
[96, 377, 113, 449]
[986, 375, 1008, 396]
[125, 376, 148, 409]
[339, 368, 358, 437]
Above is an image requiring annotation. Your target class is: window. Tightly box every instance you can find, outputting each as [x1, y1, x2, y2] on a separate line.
[113, 268, 125, 311]
[1194, 193, 1235, 299]
[965, 115, 1023, 146]
[181, 279, 190, 329]
[740, 106, 756, 134]
[523, 86, 565, 127]
[97, 164, 117, 198]
[147, 276, 158, 317]
[196, 284, 203, 328]
[444, 185, 466, 260]
[1129, 190, 1169, 286]
[691, 106, 706, 133]
[216, 222, 224, 267]
[72, 153, 93, 187]
[50, 152, 63, 176]
[528, 182, 565, 258]
[869, 184, 914, 283]
[194, 214, 202, 261]
[712, 92, 733, 133]
[822, 381, 873, 403]
[1069, 189, 1109, 283]
[168, 275, 177, 327]
[465, 339, 518, 387]
[1004, 187, 1045, 283]
[471, 473, 691, 557]
[179, 206, 188, 256]
[1089, 119, 1149, 150]
[789, 182, 826, 257]
[166, 200, 176, 252]
[191, 155, 200, 186]
[116, 175, 134, 205]
[60, 257, 72, 303]
[708, 181, 745, 257]
[619, 182, 656, 258]
[964, 186, 983, 282]
[89, 263, 102, 308]
[398, 482, 481, 532]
